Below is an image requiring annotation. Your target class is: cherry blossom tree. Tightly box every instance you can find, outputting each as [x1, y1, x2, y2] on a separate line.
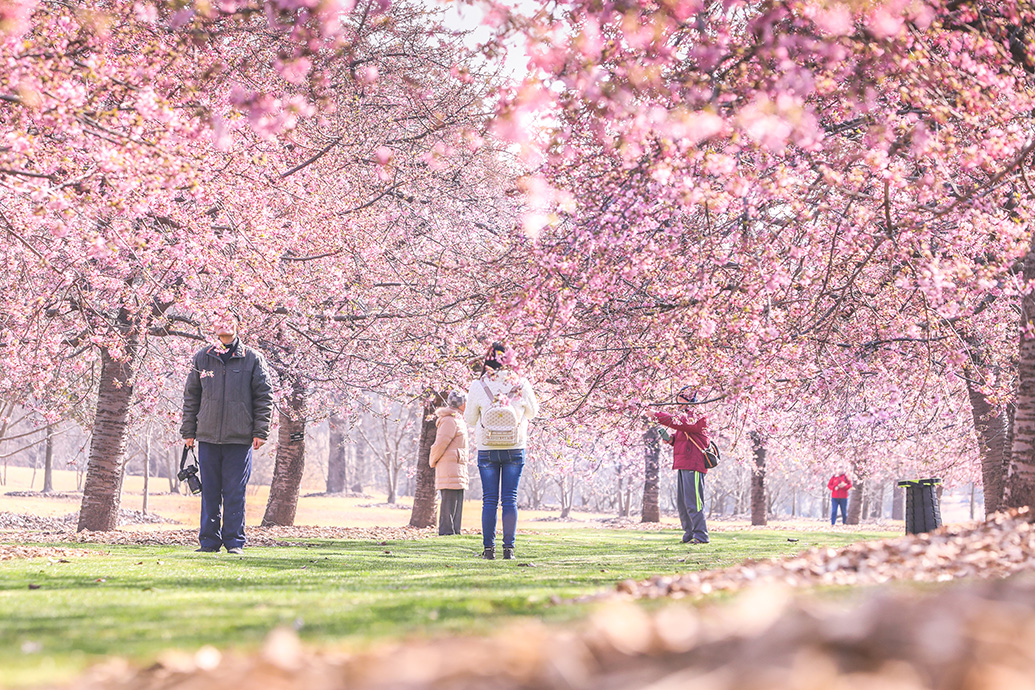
[479, 0, 1035, 511]
[2, 0, 526, 530]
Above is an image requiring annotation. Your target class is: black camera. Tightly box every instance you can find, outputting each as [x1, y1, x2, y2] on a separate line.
[179, 445, 203, 496]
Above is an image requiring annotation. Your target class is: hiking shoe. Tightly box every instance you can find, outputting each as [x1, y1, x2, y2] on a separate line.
[226, 547, 244, 555]
[481, 547, 495, 560]
[502, 548, 514, 560]
[195, 546, 220, 553]
[689, 538, 709, 545]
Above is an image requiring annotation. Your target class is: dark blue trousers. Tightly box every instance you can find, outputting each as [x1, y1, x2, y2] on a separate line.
[477, 449, 525, 549]
[198, 442, 253, 550]
[831, 497, 848, 525]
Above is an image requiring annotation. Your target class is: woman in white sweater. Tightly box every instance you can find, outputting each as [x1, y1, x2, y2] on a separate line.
[464, 343, 539, 560]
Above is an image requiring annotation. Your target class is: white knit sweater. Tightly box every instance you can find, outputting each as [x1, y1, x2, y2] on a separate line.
[464, 371, 539, 450]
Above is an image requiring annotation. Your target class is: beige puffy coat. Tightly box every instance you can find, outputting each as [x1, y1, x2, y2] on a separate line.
[429, 407, 469, 491]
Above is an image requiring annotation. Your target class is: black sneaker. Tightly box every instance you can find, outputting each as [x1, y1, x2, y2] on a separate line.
[226, 547, 244, 555]
[195, 546, 220, 553]
[502, 548, 514, 560]
[481, 547, 495, 560]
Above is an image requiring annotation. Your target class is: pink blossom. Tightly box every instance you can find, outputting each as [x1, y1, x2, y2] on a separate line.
[811, 5, 854, 36]
[276, 57, 312, 85]
[357, 64, 379, 85]
[867, 8, 904, 40]
[133, 2, 158, 23]
[168, 8, 195, 29]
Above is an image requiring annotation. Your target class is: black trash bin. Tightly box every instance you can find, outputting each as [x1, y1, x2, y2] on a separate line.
[897, 478, 942, 534]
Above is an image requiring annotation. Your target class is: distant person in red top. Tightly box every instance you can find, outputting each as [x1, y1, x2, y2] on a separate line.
[652, 386, 710, 545]
[828, 471, 852, 525]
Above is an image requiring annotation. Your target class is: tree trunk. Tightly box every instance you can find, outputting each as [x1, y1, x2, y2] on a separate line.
[966, 375, 1009, 515]
[326, 413, 348, 494]
[409, 392, 444, 528]
[168, 445, 180, 493]
[262, 377, 306, 527]
[1006, 247, 1035, 509]
[77, 342, 138, 532]
[386, 465, 398, 504]
[559, 479, 572, 518]
[142, 430, 151, 515]
[42, 425, 54, 494]
[847, 479, 864, 525]
[872, 482, 885, 519]
[351, 439, 366, 493]
[891, 482, 904, 520]
[641, 426, 660, 523]
[749, 431, 767, 526]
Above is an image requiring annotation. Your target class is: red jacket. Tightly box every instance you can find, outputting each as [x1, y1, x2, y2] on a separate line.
[828, 473, 852, 499]
[653, 412, 709, 473]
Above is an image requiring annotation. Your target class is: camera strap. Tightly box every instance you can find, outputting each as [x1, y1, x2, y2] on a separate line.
[180, 444, 198, 471]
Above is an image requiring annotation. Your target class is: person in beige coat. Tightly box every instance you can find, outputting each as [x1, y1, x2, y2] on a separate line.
[429, 391, 469, 535]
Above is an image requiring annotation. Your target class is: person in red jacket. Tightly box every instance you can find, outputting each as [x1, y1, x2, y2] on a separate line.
[828, 471, 852, 525]
[653, 386, 710, 544]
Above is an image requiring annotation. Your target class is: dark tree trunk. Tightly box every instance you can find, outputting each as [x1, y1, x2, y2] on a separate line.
[641, 426, 660, 523]
[78, 341, 139, 532]
[326, 413, 348, 494]
[749, 431, 767, 526]
[966, 375, 1009, 515]
[262, 377, 306, 527]
[847, 479, 864, 525]
[409, 392, 444, 528]
[1006, 247, 1035, 509]
[42, 425, 54, 494]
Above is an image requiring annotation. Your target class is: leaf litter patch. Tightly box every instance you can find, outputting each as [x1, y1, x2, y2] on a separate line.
[606, 507, 1035, 601]
[1, 523, 475, 550]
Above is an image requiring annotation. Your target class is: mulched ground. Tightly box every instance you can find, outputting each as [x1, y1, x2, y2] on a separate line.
[605, 507, 1035, 602]
[0, 510, 178, 532]
[0, 523, 477, 551]
[0, 545, 101, 562]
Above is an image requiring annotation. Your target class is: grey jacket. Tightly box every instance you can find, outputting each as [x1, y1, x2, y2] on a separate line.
[180, 342, 274, 445]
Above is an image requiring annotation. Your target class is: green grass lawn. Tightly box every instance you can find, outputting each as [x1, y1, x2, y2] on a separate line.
[0, 528, 895, 688]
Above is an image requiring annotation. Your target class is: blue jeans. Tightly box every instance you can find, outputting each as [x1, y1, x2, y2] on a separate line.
[831, 497, 848, 525]
[478, 449, 525, 549]
[198, 442, 253, 550]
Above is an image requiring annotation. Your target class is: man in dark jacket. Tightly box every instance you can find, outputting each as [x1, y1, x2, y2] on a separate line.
[181, 313, 273, 554]
[653, 386, 710, 545]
